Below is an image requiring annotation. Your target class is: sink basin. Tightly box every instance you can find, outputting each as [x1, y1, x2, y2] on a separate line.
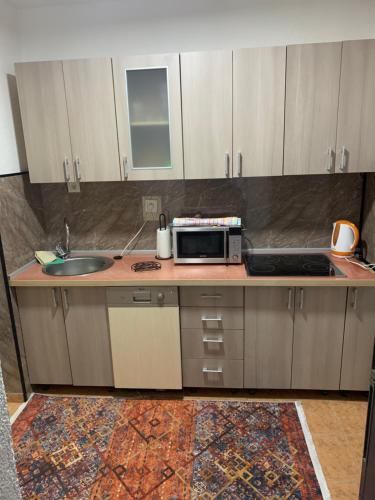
[42, 256, 114, 276]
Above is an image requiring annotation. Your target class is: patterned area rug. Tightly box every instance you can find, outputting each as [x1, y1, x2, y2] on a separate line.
[12, 395, 328, 499]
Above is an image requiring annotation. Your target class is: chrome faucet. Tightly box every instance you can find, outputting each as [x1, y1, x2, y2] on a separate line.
[56, 217, 70, 259]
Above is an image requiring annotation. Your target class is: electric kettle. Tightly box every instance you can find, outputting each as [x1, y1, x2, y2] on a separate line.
[331, 220, 359, 257]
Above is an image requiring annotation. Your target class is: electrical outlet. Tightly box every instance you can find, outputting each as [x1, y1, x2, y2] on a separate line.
[142, 196, 161, 221]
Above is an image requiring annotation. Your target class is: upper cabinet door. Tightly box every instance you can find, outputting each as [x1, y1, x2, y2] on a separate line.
[113, 53, 183, 181]
[181, 50, 232, 179]
[337, 40, 375, 173]
[15, 61, 72, 183]
[233, 47, 286, 177]
[284, 42, 342, 175]
[63, 58, 121, 182]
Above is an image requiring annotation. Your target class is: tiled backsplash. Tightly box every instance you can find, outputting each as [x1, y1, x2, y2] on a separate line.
[40, 174, 363, 252]
[363, 173, 375, 263]
[0, 171, 365, 394]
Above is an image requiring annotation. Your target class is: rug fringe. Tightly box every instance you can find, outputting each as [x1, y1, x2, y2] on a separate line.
[295, 401, 331, 500]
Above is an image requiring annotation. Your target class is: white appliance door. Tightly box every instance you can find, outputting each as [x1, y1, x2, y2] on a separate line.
[108, 306, 182, 389]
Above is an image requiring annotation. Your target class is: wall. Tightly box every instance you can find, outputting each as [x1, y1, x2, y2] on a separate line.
[0, 0, 25, 175]
[40, 174, 363, 251]
[14, 0, 375, 62]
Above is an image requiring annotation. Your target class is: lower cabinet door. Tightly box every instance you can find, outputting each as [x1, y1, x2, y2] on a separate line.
[17, 287, 72, 385]
[62, 288, 113, 386]
[182, 359, 243, 388]
[341, 287, 375, 391]
[292, 287, 347, 390]
[108, 306, 182, 389]
[244, 287, 294, 389]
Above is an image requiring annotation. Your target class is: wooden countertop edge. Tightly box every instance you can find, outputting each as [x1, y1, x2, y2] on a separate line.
[9, 278, 375, 287]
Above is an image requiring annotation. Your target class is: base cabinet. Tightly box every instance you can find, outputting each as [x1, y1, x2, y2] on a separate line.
[245, 287, 294, 389]
[292, 287, 347, 390]
[341, 287, 375, 391]
[17, 287, 113, 386]
[17, 287, 72, 385]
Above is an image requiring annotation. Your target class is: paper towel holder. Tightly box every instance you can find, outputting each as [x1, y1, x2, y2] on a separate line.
[155, 213, 173, 260]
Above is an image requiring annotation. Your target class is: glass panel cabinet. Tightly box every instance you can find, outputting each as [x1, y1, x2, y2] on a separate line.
[113, 54, 183, 180]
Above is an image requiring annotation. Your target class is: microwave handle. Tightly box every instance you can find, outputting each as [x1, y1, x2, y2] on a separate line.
[225, 229, 229, 263]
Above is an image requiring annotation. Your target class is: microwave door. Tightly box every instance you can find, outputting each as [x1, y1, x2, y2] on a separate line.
[174, 229, 226, 263]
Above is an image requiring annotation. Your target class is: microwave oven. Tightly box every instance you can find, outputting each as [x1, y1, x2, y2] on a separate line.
[172, 226, 242, 264]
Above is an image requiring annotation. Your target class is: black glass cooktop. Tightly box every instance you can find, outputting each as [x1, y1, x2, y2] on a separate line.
[245, 253, 345, 277]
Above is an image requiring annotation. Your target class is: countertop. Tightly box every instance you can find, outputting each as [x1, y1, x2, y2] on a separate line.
[9, 252, 375, 287]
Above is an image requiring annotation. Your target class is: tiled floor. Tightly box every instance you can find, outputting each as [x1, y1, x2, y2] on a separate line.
[8, 388, 367, 499]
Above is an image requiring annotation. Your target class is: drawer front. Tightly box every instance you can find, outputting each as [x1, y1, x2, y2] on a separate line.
[180, 287, 243, 307]
[181, 329, 243, 359]
[180, 307, 243, 330]
[182, 359, 244, 388]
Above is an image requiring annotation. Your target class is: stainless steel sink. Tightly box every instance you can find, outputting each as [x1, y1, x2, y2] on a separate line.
[42, 256, 114, 276]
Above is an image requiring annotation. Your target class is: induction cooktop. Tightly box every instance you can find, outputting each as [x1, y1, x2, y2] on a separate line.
[244, 253, 346, 277]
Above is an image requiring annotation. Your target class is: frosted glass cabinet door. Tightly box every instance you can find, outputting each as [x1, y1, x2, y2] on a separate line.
[113, 54, 183, 180]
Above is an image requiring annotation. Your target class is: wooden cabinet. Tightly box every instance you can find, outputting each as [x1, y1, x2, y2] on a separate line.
[16, 58, 120, 183]
[62, 287, 113, 386]
[292, 287, 347, 390]
[181, 50, 232, 179]
[17, 287, 72, 385]
[17, 287, 113, 386]
[62, 58, 121, 182]
[113, 53, 183, 181]
[233, 47, 286, 177]
[341, 287, 375, 391]
[15, 61, 72, 183]
[244, 287, 294, 389]
[336, 40, 375, 173]
[284, 42, 342, 175]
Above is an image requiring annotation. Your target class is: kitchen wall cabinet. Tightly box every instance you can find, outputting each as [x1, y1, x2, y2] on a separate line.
[284, 42, 342, 175]
[292, 287, 347, 390]
[336, 40, 375, 173]
[244, 287, 294, 389]
[62, 58, 121, 182]
[181, 50, 233, 179]
[341, 287, 375, 391]
[16, 58, 121, 183]
[62, 287, 113, 386]
[113, 53, 183, 181]
[17, 287, 72, 385]
[15, 61, 73, 183]
[233, 47, 286, 177]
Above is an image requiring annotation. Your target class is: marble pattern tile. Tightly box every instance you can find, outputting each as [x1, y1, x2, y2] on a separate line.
[363, 173, 375, 262]
[40, 174, 363, 252]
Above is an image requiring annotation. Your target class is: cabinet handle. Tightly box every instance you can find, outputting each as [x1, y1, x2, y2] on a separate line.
[287, 288, 293, 310]
[200, 294, 222, 299]
[202, 315, 222, 322]
[203, 336, 224, 344]
[63, 288, 69, 312]
[51, 288, 58, 309]
[224, 153, 230, 178]
[122, 156, 128, 181]
[340, 146, 348, 172]
[299, 288, 304, 310]
[202, 367, 223, 374]
[352, 287, 358, 309]
[63, 158, 70, 182]
[237, 152, 242, 177]
[326, 147, 334, 173]
[74, 157, 81, 181]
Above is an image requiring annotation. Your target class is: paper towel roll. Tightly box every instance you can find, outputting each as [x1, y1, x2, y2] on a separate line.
[156, 228, 172, 258]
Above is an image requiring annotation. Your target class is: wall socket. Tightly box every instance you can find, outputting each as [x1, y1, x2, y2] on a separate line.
[142, 196, 162, 221]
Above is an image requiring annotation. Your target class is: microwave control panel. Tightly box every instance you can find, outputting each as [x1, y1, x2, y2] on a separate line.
[228, 228, 242, 264]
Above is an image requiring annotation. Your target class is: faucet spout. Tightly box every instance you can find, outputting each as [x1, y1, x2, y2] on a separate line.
[56, 218, 71, 259]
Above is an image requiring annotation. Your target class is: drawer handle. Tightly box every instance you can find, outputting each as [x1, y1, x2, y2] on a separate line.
[202, 367, 223, 374]
[201, 294, 222, 299]
[202, 316, 222, 322]
[203, 336, 224, 344]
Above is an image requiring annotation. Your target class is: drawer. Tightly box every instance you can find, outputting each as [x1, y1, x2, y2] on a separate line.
[181, 329, 243, 359]
[180, 307, 243, 330]
[182, 359, 244, 388]
[180, 287, 243, 307]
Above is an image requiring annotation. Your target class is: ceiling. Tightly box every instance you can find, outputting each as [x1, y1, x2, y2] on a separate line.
[8, 0, 94, 7]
